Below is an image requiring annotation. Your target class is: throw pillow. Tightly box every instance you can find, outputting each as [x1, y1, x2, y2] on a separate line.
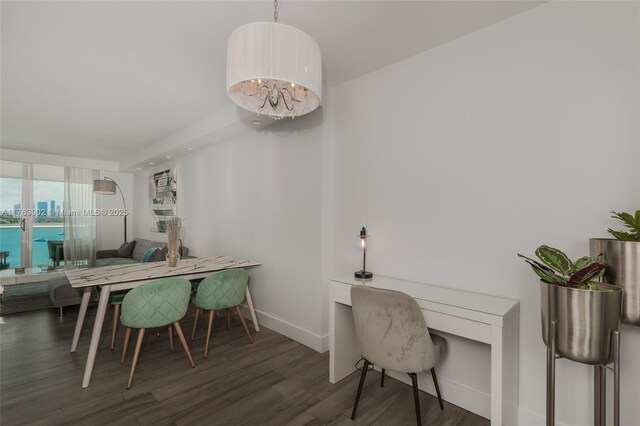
[148, 246, 168, 262]
[141, 247, 157, 263]
[117, 241, 136, 258]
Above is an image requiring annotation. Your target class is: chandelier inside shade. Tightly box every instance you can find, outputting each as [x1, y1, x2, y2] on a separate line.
[226, 22, 322, 119]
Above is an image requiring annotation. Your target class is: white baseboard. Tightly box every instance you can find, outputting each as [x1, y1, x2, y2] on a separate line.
[240, 306, 329, 353]
[518, 406, 568, 426]
[379, 368, 491, 419]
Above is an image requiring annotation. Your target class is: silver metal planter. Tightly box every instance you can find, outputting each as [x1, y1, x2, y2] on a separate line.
[590, 238, 640, 326]
[541, 281, 623, 426]
[541, 281, 622, 364]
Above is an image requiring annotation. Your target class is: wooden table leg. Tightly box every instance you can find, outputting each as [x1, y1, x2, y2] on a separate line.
[70, 287, 92, 353]
[245, 286, 259, 332]
[81, 284, 111, 388]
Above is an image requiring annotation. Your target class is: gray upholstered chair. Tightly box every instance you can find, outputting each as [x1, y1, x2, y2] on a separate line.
[350, 286, 446, 426]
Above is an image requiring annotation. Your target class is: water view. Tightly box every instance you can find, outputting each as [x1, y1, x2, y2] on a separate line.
[0, 226, 64, 268]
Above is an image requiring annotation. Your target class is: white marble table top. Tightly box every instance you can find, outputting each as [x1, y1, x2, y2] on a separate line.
[65, 256, 261, 288]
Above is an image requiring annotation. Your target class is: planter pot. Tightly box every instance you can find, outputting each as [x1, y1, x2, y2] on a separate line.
[590, 238, 640, 326]
[540, 281, 622, 364]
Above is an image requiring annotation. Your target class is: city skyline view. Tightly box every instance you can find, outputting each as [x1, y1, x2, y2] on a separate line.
[0, 178, 64, 215]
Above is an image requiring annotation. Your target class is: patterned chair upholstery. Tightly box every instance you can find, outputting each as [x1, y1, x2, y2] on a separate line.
[120, 277, 195, 388]
[191, 269, 253, 358]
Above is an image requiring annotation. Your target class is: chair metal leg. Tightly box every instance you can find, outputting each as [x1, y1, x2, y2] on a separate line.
[58, 306, 63, 316]
[351, 358, 370, 420]
[111, 304, 120, 350]
[127, 328, 145, 389]
[121, 327, 131, 364]
[409, 373, 422, 426]
[168, 325, 174, 350]
[227, 308, 231, 330]
[204, 310, 215, 359]
[235, 305, 253, 344]
[173, 321, 195, 368]
[431, 367, 444, 410]
[192, 308, 201, 340]
[381, 368, 385, 387]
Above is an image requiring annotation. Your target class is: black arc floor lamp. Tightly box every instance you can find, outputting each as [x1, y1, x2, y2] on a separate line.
[93, 177, 128, 243]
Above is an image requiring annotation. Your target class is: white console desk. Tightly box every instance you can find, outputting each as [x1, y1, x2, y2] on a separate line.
[329, 275, 519, 425]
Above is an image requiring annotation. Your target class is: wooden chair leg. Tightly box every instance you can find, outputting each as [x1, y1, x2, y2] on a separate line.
[127, 329, 145, 389]
[409, 373, 422, 426]
[227, 308, 231, 330]
[191, 308, 201, 340]
[121, 327, 131, 364]
[173, 322, 195, 367]
[111, 304, 120, 350]
[431, 367, 444, 410]
[235, 305, 253, 344]
[204, 310, 215, 359]
[168, 325, 174, 350]
[381, 368, 386, 387]
[351, 358, 370, 420]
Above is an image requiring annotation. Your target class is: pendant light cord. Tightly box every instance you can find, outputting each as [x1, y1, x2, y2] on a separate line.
[274, 0, 279, 22]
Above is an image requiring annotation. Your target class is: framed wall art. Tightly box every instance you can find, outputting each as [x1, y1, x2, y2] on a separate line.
[149, 169, 177, 233]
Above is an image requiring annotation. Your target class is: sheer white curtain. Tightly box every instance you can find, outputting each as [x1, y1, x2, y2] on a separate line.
[63, 167, 99, 266]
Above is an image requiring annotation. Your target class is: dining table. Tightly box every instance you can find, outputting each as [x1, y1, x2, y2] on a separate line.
[66, 255, 261, 388]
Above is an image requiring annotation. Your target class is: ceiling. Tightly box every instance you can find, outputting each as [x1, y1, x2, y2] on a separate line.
[1, 1, 542, 164]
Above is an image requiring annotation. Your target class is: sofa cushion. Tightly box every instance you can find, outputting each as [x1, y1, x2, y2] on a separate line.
[141, 248, 157, 263]
[149, 246, 168, 262]
[132, 238, 166, 262]
[117, 241, 136, 258]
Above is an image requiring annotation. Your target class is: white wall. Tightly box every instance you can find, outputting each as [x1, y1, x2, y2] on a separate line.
[325, 2, 639, 425]
[133, 111, 325, 349]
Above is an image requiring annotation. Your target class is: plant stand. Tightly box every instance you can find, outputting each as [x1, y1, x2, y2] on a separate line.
[540, 281, 623, 426]
[546, 321, 620, 426]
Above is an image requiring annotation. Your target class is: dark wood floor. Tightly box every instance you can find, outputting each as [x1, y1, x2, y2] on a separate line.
[0, 306, 489, 426]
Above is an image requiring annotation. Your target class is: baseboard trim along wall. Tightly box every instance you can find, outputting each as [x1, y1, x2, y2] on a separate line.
[379, 367, 490, 419]
[517, 406, 567, 426]
[239, 305, 329, 353]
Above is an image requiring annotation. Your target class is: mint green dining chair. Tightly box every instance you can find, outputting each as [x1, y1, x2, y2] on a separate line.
[120, 277, 195, 389]
[191, 269, 253, 358]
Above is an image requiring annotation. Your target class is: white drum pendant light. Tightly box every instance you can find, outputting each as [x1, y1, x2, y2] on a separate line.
[226, 0, 322, 119]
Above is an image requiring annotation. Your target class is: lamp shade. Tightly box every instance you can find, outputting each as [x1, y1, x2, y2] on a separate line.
[226, 22, 322, 119]
[93, 179, 116, 195]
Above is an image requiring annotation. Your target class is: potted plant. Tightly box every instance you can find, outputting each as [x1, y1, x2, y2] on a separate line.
[519, 245, 622, 364]
[590, 210, 640, 326]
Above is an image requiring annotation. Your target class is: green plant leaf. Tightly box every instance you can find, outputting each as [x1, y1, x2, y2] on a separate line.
[518, 253, 554, 272]
[609, 210, 640, 241]
[535, 245, 572, 275]
[568, 262, 606, 286]
[607, 229, 639, 241]
[572, 256, 594, 273]
[525, 260, 565, 284]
